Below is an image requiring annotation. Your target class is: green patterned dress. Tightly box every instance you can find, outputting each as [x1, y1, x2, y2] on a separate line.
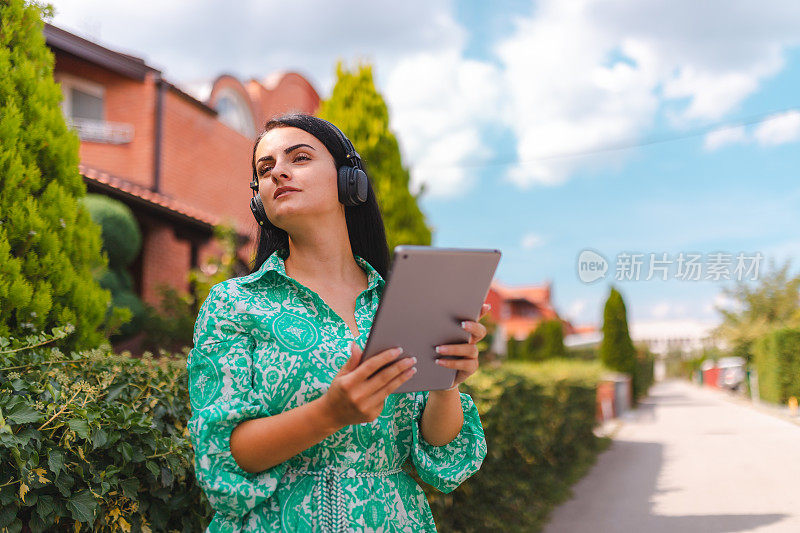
[187, 248, 487, 532]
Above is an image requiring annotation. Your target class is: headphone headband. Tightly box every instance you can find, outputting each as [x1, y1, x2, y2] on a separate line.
[325, 120, 363, 171]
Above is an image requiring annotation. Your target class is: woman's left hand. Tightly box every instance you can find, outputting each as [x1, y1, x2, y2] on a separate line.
[434, 303, 491, 388]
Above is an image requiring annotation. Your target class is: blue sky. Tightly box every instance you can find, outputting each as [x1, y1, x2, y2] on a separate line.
[415, 2, 800, 328]
[47, 0, 800, 330]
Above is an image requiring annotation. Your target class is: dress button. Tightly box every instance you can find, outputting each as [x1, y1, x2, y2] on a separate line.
[346, 467, 356, 477]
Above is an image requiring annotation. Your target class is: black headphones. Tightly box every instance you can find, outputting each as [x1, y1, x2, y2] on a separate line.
[249, 120, 369, 227]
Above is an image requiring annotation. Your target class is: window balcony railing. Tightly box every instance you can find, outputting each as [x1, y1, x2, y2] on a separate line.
[67, 117, 134, 144]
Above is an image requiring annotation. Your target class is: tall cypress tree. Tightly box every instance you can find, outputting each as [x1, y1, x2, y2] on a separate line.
[599, 286, 636, 375]
[318, 60, 433, 255]
[0, 0, 112, 352]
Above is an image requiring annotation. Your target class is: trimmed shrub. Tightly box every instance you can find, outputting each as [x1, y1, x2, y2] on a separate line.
[411, 359, 609, 532]
[0, 327, 210, 532]
[633, 347, 655, 402]
[79, 195, 141, 270]
[753, 327, 800, 404]
[599, 287, 636, 377]
[2, 321, 608, 533]
[81, 194, 144, 343]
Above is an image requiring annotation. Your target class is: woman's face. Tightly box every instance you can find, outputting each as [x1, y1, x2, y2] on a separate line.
[254, 126, 341, 228]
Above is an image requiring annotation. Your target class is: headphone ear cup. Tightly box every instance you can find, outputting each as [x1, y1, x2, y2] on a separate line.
[338, 165, 369, 206]
[250, 194, 269, 226]
[353, 168, 368, 204]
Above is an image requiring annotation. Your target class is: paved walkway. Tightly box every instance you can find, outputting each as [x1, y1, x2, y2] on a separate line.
[543, 379, 800, 533]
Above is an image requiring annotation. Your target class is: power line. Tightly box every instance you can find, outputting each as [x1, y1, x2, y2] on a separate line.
[410, 105, 800, 170]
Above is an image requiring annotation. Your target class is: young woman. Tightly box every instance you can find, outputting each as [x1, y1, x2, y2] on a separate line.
[187, 113, 489, 532]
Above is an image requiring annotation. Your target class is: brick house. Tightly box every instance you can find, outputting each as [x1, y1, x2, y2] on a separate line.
[484, 281, 578, 356]
[43, 23, 320, 351]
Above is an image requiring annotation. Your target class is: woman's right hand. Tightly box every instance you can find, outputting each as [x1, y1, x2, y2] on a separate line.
[320, 342, 417, 428]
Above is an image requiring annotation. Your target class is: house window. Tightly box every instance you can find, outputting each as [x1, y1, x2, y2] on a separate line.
[215, 88, 255, 137]
[54, 73, 133, 144]
[71, 87, 104, 121]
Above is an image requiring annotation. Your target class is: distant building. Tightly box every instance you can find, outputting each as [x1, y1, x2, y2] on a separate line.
[628, 319, 721, 356]
[484, 281, 575, 356]
[563, 324, 602, 349]
[44, 23, 320, 353]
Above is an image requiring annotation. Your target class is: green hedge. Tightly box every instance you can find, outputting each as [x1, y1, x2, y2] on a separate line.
[411, 359, 609, 532]
[753, 327, 800, 404]
[0, 327, 210, 532]
[1, 329, 606, 532]
[633, 348, 655, 403]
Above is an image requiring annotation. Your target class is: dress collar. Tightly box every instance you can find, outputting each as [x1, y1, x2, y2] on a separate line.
[238, 247, 385, 292]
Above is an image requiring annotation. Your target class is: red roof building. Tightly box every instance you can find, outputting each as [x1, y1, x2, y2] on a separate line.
[484, 280, 576, 354]
[44, 23, 320, 317]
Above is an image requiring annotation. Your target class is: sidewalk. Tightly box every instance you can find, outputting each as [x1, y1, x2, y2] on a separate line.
[543, 379, 800, 533]
[697, 383, 800, 429]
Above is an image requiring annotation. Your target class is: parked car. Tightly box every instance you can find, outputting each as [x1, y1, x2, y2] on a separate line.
[717, 356, 746, 391]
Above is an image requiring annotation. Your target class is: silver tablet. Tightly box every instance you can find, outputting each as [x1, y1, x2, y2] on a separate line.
[360, 245, 502, 393]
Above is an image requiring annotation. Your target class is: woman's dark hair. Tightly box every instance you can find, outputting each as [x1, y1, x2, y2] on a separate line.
[248, 112, 391, 279]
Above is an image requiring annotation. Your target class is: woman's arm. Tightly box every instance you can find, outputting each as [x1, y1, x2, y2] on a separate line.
[419, 386, 464, 447]
[230, 397, 343, 474]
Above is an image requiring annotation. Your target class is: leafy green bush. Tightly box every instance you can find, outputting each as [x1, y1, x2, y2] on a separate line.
[0, 0, 113, 354]
[410, 359, 609, 532]
[2, 320, 607, 533]
[508, 319, 567, 362]
[599, 286, 636, 376]
[139, 284, 196, 356]
[753, 327, 800, 404]
[565, 345, 598, 360]
[79, 195, 141, 271]
[80, 194, 145, 343]
[633, 346, 655, 402]
[0, 327, 211, 532]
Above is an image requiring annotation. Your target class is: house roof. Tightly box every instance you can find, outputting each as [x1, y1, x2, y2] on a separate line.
[80, 164, 222, 230]
[43, 22, 159, 81]
[491, 281, 552, 305]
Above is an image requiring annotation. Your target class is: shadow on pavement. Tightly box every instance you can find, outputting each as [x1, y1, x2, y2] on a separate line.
[544, 438, 787, 533]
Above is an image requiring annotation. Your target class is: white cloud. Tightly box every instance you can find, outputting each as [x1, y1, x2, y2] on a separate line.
[703, 126, 747, 151]
[384, 49, 502, 197]
[702, 111, 800, 151]
[46, 0, 462, 95]
[703, 125, 747, 151]
[521, 232, 545, 249]
[47, 0, 800, 196]
[753, 110, 800, 146]
[567, 298, 588, 321]
[493, 0, 800, 187]
[649, 300, 690, 319]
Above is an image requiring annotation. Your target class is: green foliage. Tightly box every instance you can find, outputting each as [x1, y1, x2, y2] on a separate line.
[713, 258, 800, 364]
[79, 194, 141, 270]
[476, 312, 499, 365]
[137, 223, 242, 355]
[599, 286, 636, 376]
[565, 345, 598, 360]
[186, 223, 240, 309]
[0, 316, 607, 532]
[406, 359, 608, 532]
[139, 285, 195, 356]
[0, 0, 113, 353]
[80, 194, 144, 341]
[632, 345, 655, 402]
[752, 327, 800, 404]
[512, 320, 568, 362]
[506, 336, 520, 360]
[136, 222, 241, 355]
[0, 326, 212, 532]
[317, 60, 433, 257]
